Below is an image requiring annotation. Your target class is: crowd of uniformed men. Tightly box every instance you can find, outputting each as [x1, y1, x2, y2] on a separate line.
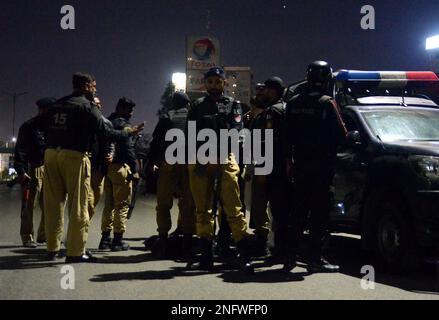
[14, 61, 347, 273]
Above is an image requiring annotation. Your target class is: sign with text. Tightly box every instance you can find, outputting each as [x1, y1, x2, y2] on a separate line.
[186, 36, 221, 94]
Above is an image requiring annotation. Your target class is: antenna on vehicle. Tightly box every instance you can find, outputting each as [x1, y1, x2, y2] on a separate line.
[401, 89, 407, 107]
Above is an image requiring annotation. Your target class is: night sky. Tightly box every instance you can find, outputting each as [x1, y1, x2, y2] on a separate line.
[1, 0, 439, 140]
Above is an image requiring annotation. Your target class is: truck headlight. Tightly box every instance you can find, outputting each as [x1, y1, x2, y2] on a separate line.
[409, 155, 439, 180]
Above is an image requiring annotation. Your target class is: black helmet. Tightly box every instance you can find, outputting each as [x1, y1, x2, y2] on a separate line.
[172, 91, 190, 109]
[306, 61, 333, 88]
[264, 77, 284, 99]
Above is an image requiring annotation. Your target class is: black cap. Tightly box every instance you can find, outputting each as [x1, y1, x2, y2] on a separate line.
[204, 67, 226, 80]
[36, 97, 57, 108]
[117, 97, 136, 109]
[264, 77, 284, 98]
[172, 91, 190, 109]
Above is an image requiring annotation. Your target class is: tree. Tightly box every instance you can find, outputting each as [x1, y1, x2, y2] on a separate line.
[157, 81, 175, 116]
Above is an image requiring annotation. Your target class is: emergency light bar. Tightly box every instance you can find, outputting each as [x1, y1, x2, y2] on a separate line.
[336, 70, 438, 82]
[335, 70, 439, 88]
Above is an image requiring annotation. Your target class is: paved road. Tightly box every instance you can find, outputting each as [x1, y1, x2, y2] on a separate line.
[1, 184, 439, 300]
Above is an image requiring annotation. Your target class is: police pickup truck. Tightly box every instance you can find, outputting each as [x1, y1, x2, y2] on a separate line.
[329, 70, 439, 270]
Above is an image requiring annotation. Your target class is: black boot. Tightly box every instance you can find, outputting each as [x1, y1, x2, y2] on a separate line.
[111, 233, 130, 252]
[98, 231, 112, 250]
[214, 232, 237, 259]
[187, 238, 213, 271]
[236, 237, 255, 274]
[307, 257, 340, 273]
[182, 234, 193, 262]
[65, 251, 98, 263]
[282, 255, 297, 273]
[252, 235, 269, 258]
[151, 234, 168, 258]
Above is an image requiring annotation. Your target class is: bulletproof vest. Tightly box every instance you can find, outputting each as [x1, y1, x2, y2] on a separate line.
[287, 92, 339, 167]
[168, 107, 188, 131]
[289, 94, 331, 136]
[195, 96, 242, 132]
[46, 94, 95, 153]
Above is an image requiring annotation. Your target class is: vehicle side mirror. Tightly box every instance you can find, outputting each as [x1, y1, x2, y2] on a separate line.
[346, 130, 362, 148]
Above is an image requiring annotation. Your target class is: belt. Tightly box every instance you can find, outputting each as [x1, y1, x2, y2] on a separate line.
[48, 147, 89, 156]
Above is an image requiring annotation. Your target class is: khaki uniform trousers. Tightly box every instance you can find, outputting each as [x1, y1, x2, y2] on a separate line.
[20, 165, 45, 243]
[101, 163, 132, 234]
[156, 162, 195, 235]
[88, 168, 105, 220]
[43, 149, 91, 257]
[188, 154, 249, 242]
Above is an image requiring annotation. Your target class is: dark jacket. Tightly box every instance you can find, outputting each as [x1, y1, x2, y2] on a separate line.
[45, 93, 129, 154]
[108, 113, 138, 174]
[285, 91, 347, 171]
[90, 108, 116, 173]
[14, 115, 46, 175]
[251, 100, 286, 177]
[188, 94, 243, 162]
[148, 107, 189, 166]
[188, 94, 243, 133]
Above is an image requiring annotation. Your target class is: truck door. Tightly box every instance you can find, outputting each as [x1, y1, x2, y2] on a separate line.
[331, 111, 368, 223]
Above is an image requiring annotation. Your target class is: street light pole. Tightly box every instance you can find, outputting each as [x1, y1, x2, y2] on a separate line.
[3, 91, 28, 140]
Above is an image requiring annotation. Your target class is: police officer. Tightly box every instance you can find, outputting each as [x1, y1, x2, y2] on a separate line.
[250, 77, 290, 260]
[88, 96, 115, 222]
[187, 67, 253, 271]
[44, 73, 143, 263]
[285, 61, 347, 273]
[100, 97, 140, 251]
[147, 92, 196, 258]
[14, 97, 56, 248]
[244, 83, 266, 127]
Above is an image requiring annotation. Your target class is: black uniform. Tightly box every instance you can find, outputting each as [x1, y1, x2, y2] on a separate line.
[250, 100, 290, 256]
[285, 90, 347, 260]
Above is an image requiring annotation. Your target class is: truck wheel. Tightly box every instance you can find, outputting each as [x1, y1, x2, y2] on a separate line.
[376, 200, 418, 272]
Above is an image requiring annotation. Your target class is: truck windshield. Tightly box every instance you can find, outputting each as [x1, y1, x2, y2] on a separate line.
[361, 109, 439, 142]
